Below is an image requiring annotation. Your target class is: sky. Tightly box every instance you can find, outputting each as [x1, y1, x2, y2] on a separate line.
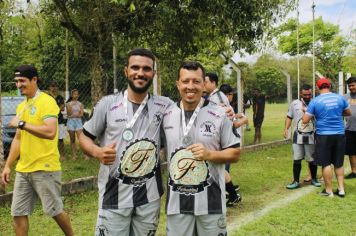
[234, 0, 356, 63]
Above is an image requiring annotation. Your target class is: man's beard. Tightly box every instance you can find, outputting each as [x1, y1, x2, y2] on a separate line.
[128, 78, 152, 94]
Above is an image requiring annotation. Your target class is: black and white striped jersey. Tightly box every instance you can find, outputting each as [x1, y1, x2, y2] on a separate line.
[287, 99, 315, 145]
[163, 100, 240, 215]
[83, 92, 173, 209]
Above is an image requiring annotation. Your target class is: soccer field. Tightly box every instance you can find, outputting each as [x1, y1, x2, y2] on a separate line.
[1, 144, 354, 235]
[1, 103, 355, 235]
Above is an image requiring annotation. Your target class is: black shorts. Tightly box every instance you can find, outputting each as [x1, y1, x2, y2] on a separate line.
[345, 130, 356, 155]
[315, 134, 345, 168]
[253, 115, 264, 128]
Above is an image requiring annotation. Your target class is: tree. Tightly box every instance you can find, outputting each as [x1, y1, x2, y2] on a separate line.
[43, 0, 293, 103]
[246, 66, 286, 102]
[275, 17, 350, 81]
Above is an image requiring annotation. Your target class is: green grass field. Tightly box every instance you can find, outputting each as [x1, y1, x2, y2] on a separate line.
[1, 144, 354, 235]
[1, 103, 355, 235]
[243, 103, 288, 145]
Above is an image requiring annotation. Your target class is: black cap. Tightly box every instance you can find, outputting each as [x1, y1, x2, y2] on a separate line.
[14, 65, 38, 79]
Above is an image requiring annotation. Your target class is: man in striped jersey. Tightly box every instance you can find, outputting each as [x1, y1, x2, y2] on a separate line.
[205, 74, 245, 207]
[163, 61, 240, 235]
[79, 48, 173, 235]
[283, 84, 321, 189]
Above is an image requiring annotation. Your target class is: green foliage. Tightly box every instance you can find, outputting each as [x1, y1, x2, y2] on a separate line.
[246, 66, 286, 101]
[275, 17, 351, 81]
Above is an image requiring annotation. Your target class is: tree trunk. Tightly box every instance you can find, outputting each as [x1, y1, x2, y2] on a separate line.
[90, 52, 105, 106]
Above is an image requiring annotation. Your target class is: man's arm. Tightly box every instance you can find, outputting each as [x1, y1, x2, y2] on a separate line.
[283, 117, 292, 138]
[302, 113, 312, 124]
[233, 114, 248, 128]
[8, 116, 57, 140]
[79, 131, 117, 165]
[342, 108, 352, 117]
[187, 143, 240, 163]
[1, 130, 21, 185]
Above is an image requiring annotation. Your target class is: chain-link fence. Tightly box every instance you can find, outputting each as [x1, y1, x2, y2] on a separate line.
[0, 41, 187, 164]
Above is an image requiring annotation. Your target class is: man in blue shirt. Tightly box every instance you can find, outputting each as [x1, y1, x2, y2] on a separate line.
[302, 78, 351, 197]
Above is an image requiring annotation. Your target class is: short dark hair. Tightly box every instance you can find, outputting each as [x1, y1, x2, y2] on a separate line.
[346, 76, 356, 84]
[127, 48, 155, 67]
[49, 80, 57, 87]
[301, 84, 312, 91]
[177, 61, 205, 80]
[205, 72, 219, 85]
[56, 95, 65, 105]
[220, 84, 233, 94]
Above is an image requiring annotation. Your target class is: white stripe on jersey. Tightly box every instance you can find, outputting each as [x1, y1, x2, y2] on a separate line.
[163, 100, 240, 215]
[84, 92, 174, 209]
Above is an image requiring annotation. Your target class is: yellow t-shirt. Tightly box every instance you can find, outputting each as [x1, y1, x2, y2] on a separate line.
[15, 91, 61, 172]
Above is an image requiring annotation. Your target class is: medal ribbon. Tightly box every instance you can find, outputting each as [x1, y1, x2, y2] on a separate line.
[123, 90, 149, 129]
[180, 98, 204, 137]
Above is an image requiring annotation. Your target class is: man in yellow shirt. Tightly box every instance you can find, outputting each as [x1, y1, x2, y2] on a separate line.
[1, 65, 73, 236]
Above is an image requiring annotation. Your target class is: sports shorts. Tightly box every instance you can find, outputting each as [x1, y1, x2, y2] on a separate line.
[58, 124, 67, 140]
[167, 213, 227, 236]
[314, 134, 345, 168]
[292, 144, 314, 162]
[345, 130, 356, 155]
[67, 118, 83, 131]
[11, 171, 63, 217]
[95, 199, 160, 236]
[253, 115, 264, 128]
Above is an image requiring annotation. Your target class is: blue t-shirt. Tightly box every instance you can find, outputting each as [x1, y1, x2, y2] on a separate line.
[306, 92, 349, 135]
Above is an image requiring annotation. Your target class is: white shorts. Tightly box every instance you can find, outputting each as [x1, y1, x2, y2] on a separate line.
[292, 144, 314, 162]
[95, 199, 160, 236]
[167, 213, 227, 236]
[58, 124, 67, 140]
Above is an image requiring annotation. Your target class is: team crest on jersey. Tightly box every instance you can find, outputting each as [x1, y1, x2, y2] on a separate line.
[169, 148, 210, 195]
[117, 139, 157, 186]
[96, 225, 109, 236]
[199, 121, 217, 137]
[30, 106, 36, 115]
[152, 111, 163, 126]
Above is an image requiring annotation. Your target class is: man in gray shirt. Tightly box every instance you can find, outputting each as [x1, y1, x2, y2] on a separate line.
[344, 76, 356, 179]
[163, 61, 240, 235]
[79, 48, 172, 235]
[283, 84, 321, 189]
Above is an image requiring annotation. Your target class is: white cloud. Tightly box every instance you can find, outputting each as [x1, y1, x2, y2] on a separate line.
[293, 0, 355, 36]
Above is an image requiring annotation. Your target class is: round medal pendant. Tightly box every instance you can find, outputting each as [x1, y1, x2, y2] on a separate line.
[183, 136, 192, 146]
[123, 128, 134, 142]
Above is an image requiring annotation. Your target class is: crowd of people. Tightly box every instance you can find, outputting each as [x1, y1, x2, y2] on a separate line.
[0, 48, 355, 235]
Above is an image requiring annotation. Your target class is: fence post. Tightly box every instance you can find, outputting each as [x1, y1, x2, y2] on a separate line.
[230, 60, 244, 147]
[0, 70, 5, 194]
[338, 72, 344, 95]
[346, 73, 351, 93]
[65, 29, 70, 101]
[112, 33, 118, 93]
[281, 70, 292, 104]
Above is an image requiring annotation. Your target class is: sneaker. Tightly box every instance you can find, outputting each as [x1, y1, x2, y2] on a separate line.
[234, 185, 240, 192]
[333, 189, 345, 198]
[345, 172, 356, 179]
[226, 194, 241, 207]
[311, 179, 321, 187]
[286, 181, 300, 189]
[319, 189, 334, 197]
